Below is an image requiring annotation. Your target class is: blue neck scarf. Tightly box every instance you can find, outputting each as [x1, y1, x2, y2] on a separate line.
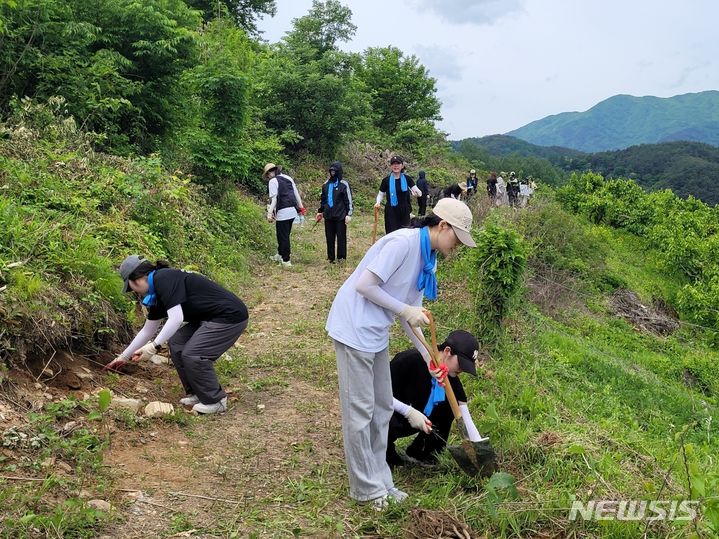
[142, 270, 157, 307]
[417, 227, 437, 300]
[327, 178, 339, 208]
[423, 378, 446, 416]
[388, 173, 408, 207]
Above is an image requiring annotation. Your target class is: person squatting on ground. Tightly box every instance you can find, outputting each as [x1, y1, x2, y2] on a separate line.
[325, 198, 476, 510]
[466, 169, 478, 197]
[264, 163, 305, 268]
[387, 330, 488, 468]
[374, 155, 422, 234]
[440, 182, 465, 201]
[415, 170, 429, 216]
[105, 256, 249, 414]
[316, 161, 353, 264]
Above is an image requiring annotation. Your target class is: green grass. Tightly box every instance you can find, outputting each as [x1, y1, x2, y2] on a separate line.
[4, 107, 719, 536]
[0, 398, 114, 538]
[0, 103, 270, 366]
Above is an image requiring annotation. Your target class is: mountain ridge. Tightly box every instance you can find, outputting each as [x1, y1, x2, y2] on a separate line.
[506, 90, 719, 152]
[454, 134, 719, 205]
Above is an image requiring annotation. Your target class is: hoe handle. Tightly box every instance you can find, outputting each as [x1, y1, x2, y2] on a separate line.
[410, 312, 463, 422]
[371, 206, 379, 245]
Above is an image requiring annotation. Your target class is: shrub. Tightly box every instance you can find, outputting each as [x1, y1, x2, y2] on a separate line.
[468, 224, 528, 346]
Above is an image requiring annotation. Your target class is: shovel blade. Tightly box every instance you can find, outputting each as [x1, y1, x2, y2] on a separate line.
[448, 440, 497, 478]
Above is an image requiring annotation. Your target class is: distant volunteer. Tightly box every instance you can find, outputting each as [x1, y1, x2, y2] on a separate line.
[415, 170, 429, 216]
[316, 161, 353, 263]
[105, 256, 249, 415]
[486, 171, 498, 199]
[465, 169, 478, 197]
[264, 163, 305, 268]
[374, 155, 422, 234]
[326, 198, 476, 509]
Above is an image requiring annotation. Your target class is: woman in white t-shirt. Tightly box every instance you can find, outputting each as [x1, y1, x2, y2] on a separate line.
[325, 198, 476, 509]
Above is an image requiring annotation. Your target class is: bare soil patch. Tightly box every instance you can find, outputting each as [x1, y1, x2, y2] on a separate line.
[609, 289, 679, 336]
[405, 508, 483, 539]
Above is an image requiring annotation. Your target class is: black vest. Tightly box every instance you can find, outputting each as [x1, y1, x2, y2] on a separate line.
[276, 174, 297, 211]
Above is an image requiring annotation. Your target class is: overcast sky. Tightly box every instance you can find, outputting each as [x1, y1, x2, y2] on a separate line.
[257, 0, 719, 140]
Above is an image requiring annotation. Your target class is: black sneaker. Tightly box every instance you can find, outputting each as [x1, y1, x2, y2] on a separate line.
[386, 445, 405, 468]
[404, 447, 439, 468]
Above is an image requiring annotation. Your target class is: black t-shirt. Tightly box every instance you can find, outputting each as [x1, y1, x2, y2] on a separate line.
[146, 268, 248, 324]
[390, 349, 467, 410]
[380, 174, 415, 214]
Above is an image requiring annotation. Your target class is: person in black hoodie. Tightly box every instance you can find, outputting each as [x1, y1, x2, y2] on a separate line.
[415, 170, 429, 216]
[316, 161, 353, 263]
[374, 155, 422, 234]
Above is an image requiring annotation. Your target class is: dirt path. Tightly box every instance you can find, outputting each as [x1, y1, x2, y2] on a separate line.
[101, 216, 378, 538]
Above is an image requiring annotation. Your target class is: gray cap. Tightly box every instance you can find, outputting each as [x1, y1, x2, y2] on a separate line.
[119, 255, 145, 292]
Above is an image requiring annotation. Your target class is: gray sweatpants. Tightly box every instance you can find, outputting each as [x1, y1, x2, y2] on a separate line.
[334, 339, 395, 501]
[168, 319, 248, 404]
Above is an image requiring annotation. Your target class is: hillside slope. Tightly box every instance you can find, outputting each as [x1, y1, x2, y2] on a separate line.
[507, 91, 719, 152]
[455, 135, 719, 205]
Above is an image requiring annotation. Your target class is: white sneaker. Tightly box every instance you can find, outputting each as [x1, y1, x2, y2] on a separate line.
[269, 254, 282, 262]
[192, 397, 227, 414]
[370, 495, 389, 511]
[279, 260, 292, 268]
[179, 395, 200, 406]
[387, 487, 408, 502]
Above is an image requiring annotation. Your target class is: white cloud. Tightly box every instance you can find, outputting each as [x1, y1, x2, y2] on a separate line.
[258, 0, 719, 139]
[410, 0, 526, 25]
[413, 45, 464, 81]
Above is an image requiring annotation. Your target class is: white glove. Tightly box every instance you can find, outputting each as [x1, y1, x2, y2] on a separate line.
[405, 406, 432, 434]
[104, 355, 127, 371]
[345, 215, 351, 224]
[399, 305, 429, 326]
[132, 341, 157, 362]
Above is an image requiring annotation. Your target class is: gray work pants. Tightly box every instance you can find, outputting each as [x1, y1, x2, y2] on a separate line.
[334, 339, 395, 501]
[168, 319, 248, 404]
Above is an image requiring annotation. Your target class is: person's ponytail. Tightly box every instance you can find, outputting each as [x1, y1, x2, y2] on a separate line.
[128, 259, 171, 281]
[409, 214, 442, 229]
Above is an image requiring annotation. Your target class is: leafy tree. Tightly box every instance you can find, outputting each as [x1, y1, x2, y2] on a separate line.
[392, 118, 449, 161]
[357, 46, 441, 132]
[254, 0, 370, 155]
[0, 0, 200, 153]
[283, 0, 355, 58]
[185, 0, 276, 36]
[172, 19, 281, 192]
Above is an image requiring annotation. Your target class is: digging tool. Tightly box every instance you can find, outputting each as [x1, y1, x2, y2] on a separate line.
[371, 206, 379, 245]
[411, 312, 497, 478]
[311, 213, 322, 231]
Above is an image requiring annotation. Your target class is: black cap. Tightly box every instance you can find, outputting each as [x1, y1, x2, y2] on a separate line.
[443, 330, 479, 376]
[389, 155, 403, 164]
